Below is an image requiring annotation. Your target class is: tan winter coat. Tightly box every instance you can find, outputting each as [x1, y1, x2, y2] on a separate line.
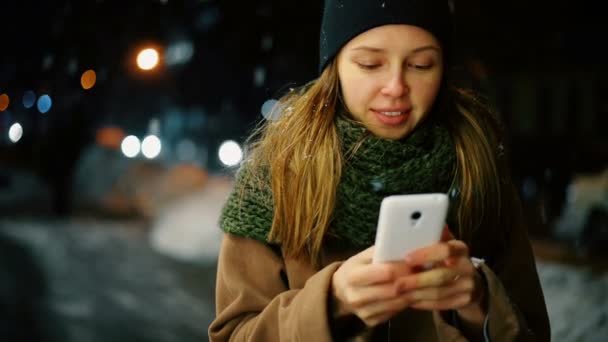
[208, 189, 550, 341]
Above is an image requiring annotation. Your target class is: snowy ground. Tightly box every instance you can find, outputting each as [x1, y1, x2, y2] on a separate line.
[0, 177, 606, 341]
[536, 259, 608, 342]
[0, 218, 216, 342]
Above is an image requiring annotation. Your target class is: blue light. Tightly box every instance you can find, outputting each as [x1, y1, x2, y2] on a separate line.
[165, 40, 194, 66]
[37, 94, 52, 114]
[23, 90, 36, 108]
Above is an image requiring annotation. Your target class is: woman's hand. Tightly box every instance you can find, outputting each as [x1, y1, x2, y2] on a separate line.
[331, 246, 414, 327]
[398, 226, 488, 324]
[331, 226, 487, 329]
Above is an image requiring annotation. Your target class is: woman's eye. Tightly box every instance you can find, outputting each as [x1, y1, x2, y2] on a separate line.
[357, 63, 380, 70]
[408, 63, 432, 70]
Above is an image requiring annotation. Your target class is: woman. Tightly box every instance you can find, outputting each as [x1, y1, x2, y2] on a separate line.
[209, 0, 550, 340]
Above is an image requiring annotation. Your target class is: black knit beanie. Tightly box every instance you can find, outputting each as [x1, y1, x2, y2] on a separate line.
[319, 0, 453, 73]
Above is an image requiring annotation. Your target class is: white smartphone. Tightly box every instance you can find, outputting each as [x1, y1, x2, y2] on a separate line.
[372, 193, 449, 263]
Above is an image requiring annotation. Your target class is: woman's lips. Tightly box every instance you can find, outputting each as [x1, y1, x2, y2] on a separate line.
[371, 109, 411, 126]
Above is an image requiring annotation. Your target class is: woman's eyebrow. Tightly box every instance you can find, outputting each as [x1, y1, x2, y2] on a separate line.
[350, 45, 440, 54]
[350, 46, 386, 53]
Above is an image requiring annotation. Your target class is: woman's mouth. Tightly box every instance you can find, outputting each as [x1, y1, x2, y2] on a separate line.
[372, 109, 411, 126]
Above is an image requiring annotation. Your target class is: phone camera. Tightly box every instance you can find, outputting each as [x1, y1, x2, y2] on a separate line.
[411, 211, 421, 220]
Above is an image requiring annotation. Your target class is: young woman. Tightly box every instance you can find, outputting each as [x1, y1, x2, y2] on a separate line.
[209, 0, 550, 340]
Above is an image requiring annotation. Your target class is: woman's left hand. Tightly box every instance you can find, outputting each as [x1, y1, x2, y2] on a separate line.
[396, 226, 487, 316]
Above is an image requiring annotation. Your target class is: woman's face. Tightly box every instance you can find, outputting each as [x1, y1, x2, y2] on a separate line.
[336, 25, 444, 140]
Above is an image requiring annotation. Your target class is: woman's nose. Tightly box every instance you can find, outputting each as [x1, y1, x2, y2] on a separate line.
[381, 72, 409, 98]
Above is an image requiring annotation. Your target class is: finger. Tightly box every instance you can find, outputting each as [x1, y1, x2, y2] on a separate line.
[405, 240, 469, 266]
[348, 260, 413, 286]
[348, 263, 395, 286]
[345, 282, 401, 308]
[356, 293, 413, 322]
[398, 266, 472, 291]
[440, 224, 454, 242]
[406, 279, 473, 302]
[410, 292, 474, 311]
[438, 225, 457, 266]
[386, 260, 414, 278]
[442, 242, 466, 267]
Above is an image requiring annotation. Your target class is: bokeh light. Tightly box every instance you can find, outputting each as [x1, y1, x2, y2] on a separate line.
[0, 93, 9, 111]
[37, 94, 52, 114]
[218, 140, 243, 167]
[253, 66, 266, 87]
[121, 135, 141, 158]
[96, 126, 125, 149]
[137, 48, 160, 70]
[142, 135, 162, 159]
[22, 90, 36, 108]
[8, 122, 23, 143]
[81, 69, 97, 90]
[261, 99, 282, 120]
[165, 41, 194, 66]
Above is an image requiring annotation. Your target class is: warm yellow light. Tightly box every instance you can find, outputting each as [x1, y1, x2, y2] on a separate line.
[81, 69, 97, 90]
[0, 93, 9, 111]
[137, 48, 160, 70]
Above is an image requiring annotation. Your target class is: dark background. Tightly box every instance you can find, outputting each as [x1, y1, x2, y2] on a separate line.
[1, 0, 606, 219]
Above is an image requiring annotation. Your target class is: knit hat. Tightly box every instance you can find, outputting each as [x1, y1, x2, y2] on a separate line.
[319, 0, 453, 73]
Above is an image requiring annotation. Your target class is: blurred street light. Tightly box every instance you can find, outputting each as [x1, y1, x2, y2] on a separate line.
[142, 135, 162, 159]
[22, 90, 36, 108]
[0, 93, 9, 111]
[37, 94, 52, 114]
[81, 69, 97, 90]
[121, 135, 141, 158]
[137, 48, 160, 71]
[218, 140, 242, 167]
[8, 122, 23, 143]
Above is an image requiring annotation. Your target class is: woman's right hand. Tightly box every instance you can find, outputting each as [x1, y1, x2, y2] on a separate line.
[331, 246, 414, 327]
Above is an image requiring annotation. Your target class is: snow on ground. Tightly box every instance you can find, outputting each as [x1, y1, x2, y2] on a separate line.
[148, 176, 231, 262]
[537, 260, 608, 342]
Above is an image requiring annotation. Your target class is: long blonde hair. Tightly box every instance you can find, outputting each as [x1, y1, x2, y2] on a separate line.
[242, 61, 506, 263]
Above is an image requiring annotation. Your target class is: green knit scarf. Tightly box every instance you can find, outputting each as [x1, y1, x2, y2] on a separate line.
[219, 112, 456, 247]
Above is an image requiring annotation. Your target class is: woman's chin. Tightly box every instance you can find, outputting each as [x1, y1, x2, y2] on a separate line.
[366, 123, 413, 140]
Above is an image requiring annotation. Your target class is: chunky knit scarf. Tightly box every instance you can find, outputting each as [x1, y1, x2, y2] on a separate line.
[219, 112, 456, 247]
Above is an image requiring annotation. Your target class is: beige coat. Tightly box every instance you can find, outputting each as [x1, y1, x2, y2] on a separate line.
[209, 189, 550, 341]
